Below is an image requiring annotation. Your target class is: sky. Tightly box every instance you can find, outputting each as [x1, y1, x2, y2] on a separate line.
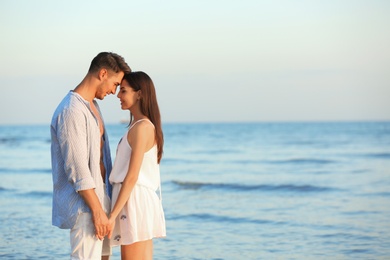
[0, 0, 389, 124]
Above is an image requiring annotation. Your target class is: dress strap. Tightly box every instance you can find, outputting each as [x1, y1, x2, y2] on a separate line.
[129, 118, 154, 130]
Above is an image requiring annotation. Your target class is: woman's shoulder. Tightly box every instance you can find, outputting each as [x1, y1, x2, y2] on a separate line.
[132, 120, 155, 137]
[127, 119, 155, 143]
[130, 119, 154, 130]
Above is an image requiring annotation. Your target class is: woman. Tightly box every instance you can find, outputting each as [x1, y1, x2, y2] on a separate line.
[108, 71, 166, 260]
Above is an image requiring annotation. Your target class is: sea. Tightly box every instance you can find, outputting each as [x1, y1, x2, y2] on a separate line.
[0, 121, 390, 260]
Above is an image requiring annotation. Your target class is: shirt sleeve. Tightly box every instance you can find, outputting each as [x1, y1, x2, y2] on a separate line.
[56, 107, 96, 192]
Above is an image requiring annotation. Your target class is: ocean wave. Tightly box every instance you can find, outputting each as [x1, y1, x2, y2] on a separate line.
[162, 158, 213, 165]
[282, 140, 320, 146]
[162, 158, 337, 166]
[364, 191, 390, 197]
[0, 186, 18, 193]
[362, 153, 390, 159]
[172, 181, 336, 193]
[168, 212, 284, 226]
[22, 190, 53, 198]
[230, 159, 263, 165]
[5, 190, 53, 199]
[318, 232, 376, 241]
[0, 168, 51, 174]
[0, 186, 52, 198]
[192, 149, 239, 155]
[0, 137, 20, 144]
[265, 158, 336, 165]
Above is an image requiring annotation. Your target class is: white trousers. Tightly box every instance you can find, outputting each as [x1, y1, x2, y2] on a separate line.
[70, 191, 111, 260]
[70, 212, 112, 260]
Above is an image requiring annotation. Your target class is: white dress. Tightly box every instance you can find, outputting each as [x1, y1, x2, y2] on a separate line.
[109, 119, 166, 246]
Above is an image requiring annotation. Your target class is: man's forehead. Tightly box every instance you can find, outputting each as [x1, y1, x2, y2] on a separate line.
[110, 71, 124, 81]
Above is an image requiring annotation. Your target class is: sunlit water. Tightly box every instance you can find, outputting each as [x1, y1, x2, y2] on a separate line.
[1, 122, 390, 259]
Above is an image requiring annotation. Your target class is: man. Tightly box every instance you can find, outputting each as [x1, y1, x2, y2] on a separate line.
[51, 52, 131, 259]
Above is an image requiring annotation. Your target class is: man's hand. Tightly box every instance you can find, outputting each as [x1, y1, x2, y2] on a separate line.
[92, 209, 110, 240]
[78, 189, 110, 240]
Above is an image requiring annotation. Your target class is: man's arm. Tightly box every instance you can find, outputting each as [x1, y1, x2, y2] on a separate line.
[57, 107, 109, 237]
[78, 189, 109, 240]
[58, 109, 96, 191]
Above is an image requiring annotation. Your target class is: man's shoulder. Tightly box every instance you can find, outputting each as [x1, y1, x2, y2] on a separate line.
[52, 92, 89, 124]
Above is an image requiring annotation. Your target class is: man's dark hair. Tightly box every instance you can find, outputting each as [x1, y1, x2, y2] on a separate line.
[88, 52, 131, 74]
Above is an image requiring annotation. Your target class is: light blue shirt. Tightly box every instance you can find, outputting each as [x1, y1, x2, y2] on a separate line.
[50, 91, 112, 229]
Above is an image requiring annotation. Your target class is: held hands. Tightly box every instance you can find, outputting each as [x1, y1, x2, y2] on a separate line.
[78, 189, 113, 240]
[92, 210, 111, 240]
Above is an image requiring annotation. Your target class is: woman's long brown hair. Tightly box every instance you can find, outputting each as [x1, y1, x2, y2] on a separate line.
[123, 71, 164, 163]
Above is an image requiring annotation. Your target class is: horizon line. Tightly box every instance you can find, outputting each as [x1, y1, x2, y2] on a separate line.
[1, 119, 390, 126]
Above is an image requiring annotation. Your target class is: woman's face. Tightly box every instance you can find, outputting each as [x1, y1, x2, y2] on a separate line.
[117, 79, 139, 111]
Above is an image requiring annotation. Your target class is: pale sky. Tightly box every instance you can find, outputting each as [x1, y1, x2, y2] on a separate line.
[0, 0, 389, 124]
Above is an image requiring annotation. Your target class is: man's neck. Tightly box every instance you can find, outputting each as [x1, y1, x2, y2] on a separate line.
[74, 75, 96, 103]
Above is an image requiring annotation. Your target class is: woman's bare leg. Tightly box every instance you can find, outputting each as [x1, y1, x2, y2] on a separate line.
[121, 239, 152, 260]
[144, 240, 153, 260]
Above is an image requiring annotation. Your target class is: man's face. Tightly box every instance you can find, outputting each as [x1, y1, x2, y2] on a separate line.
[96, 70, 124, 100]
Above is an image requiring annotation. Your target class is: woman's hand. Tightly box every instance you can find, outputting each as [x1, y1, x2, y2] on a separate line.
[107, 216, 116, 239]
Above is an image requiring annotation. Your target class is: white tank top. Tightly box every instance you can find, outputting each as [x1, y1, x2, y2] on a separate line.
[109, 119, 160, 192]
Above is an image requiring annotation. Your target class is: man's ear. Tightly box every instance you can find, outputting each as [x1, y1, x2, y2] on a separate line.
[98, 68, 108, 80]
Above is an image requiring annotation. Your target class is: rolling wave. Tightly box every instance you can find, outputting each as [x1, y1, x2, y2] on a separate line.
[163, 158, 337, 166]
[0, 168, 51, 174]
[162, 158, 213, 165]
[23, 191, 53, 198]
[168, 212, 284, 226]
[172, 180, 336, 193]
[365, 191, 390, 197]
[0, 137, 20, 144]
[362, 152, 390, 159]
[1, 187, 52, 198]
[264, 158, 336, 165]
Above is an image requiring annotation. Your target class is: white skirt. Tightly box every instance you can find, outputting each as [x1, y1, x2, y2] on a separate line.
[110, 183, 166, 246]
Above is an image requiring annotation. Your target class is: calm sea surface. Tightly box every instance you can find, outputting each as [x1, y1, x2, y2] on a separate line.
[0, 122, 390, 259]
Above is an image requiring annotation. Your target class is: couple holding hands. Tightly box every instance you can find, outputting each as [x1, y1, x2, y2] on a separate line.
[50, 52, 165, 260]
